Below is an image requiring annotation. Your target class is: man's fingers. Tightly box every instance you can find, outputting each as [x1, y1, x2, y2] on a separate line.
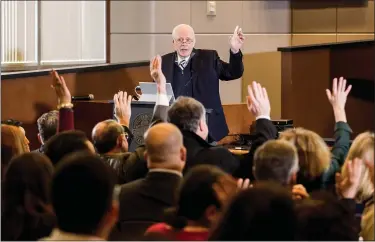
[242, 178, 250, 188]
[233, 25, 239, 36]
[248, 85, 259, 107]
[332, 78, 338, 96]
[127, 93, 133, 106]
[345, 85, 352, 96]
[337, 77, 343, 94]
[326, 89, 332, 101]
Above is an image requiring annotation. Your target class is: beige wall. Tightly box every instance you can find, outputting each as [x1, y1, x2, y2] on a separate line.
[110, 1, 291, 104]
[291, 0, 374, 45]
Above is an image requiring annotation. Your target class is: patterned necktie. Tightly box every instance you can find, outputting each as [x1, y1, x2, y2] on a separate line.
[179, 59, 187, 70]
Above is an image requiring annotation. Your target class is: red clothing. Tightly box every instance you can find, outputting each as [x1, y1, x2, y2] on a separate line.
[58, 108, 74, 132]
[145, 223, 209, 241]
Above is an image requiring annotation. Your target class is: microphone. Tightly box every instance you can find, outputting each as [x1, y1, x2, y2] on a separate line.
[71, 94, 94, 101]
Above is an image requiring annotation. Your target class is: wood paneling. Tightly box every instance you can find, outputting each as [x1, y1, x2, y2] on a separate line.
[1, 65, 150, 150]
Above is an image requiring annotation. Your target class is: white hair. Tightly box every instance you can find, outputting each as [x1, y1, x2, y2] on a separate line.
[172, 24, 195, 40]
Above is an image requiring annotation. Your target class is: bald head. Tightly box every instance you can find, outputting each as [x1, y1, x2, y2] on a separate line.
[172, 24, 195, 57]
[92, 120, 127, 154]
[144, 123, 186, 169]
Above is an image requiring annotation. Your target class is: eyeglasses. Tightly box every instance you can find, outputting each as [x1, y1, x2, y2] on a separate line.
[175, 38, 194, 44]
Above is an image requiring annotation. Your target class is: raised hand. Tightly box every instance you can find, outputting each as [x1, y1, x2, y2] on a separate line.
[237, 178, 252, 190]
[229, 26, 245, 54]
[150, 55, 166, 94]
[326, 77, 351, 122]
[335, 158, 363, 199]
[50, 69, 71, 106]
[246, 81, 271, 118]
[114, 91, 132, 127]
[291, 184, 309, 200]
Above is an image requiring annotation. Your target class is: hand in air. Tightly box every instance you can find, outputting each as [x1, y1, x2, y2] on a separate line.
[150, 55, 166, 94]
[50, 69, 71, 106]
[326, 77, 351, 122]
[335, 158, 363, 199]
[246, 81, 271, 118]
[229, 26, 245, 54]
[114, 91, 132, 127]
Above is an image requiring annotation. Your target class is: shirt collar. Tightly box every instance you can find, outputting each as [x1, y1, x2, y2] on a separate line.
[175, 51, 195, 64]
[42, 228, 104, 241]
[149, 168, 183, 177]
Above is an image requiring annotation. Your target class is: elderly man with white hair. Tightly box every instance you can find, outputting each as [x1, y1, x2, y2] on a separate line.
[156, 24, 245, 142]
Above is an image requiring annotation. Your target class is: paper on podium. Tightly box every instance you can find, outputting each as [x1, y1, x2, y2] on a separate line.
[137, 82, 175, 104]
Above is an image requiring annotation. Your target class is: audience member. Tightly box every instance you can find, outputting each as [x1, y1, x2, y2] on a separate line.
[253, 139, 299, 186]
[339, 132, 374, 240]
[209, 182, 297, 240]
[92, 91, 147, 184]
[116, 123, 185, 228]
[1, 123, 30, 178]
[279, 77, 352, 192]
[295, 191, 359, 241]
[44, 130, 95, 166]
[2, 153, 55, 240]
[145, 165, 226, 240]
[34, 110, 59, 153]
[43, 151, 118, 241]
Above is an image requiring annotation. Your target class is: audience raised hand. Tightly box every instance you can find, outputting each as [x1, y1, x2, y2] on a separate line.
[246, 81, 271, 119]
[50, 69, 72, 109]
[335, 158, 363, 199]
[113, 91, 132, 127]
[150, 55, 166, 94]
[326, 77, 352, 123]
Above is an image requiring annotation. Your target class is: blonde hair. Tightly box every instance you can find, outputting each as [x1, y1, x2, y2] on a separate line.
[279, 128, 331, 180]
[1, 124, 29, 163]
[342, 131, 374, 202]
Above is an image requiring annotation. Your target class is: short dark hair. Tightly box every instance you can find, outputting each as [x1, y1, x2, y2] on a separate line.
[168, 96, 205, 132]
[164, 165, 225, 229]
[209, 182, 297, 241]
[52, 151, 116, 235]
[253, 140, 298, 186]
[44, 130, 91, 166]
[92, 120, 124, 154]
[37, 110, 59, 143]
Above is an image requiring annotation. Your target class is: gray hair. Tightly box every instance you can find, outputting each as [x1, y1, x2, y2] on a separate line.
[172, 24, 195, 40]
[168, 96, 205, 133]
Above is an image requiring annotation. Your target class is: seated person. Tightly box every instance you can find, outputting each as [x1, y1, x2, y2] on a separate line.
[42, 151, 118, 241]
[145, 165, 226, 241]
[116, 123, 185, 228]
[92, 91, 148, 184]
[34, 110, 59, 153]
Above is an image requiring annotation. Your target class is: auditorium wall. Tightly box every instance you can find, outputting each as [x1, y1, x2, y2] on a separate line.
[291, 0, 374, 45]
[109, 1, 291, 105]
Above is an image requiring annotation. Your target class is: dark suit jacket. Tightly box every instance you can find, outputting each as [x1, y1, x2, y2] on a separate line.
[161, 49, 244, 141]
[118, 171, 182, 222]
[152, 105, 278, 178]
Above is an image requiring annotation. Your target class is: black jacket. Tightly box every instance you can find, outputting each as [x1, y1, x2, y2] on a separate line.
[118, 171, 182, 222]
[162, 49, 244, 141]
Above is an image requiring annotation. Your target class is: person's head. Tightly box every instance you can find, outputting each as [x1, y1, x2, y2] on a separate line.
[144, 123, 186, 172]
[44, 130, 95, 166]
[165, 165, 226, 230]
[92, 120, 128, 154]
[279, 128, 330, 182]
[2, 153, 54, 240]
[52, 151, 118, 239]
[209, 182, 297, 240]
[341, 131, 374, 202]
[1, 124, 30, 177]
[295, 191, 358, 241]
[253, 140, 299, 186]
[172, 24, 196, 57]
[168, 96, 208, 140]
[37, 110, 59, 145]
